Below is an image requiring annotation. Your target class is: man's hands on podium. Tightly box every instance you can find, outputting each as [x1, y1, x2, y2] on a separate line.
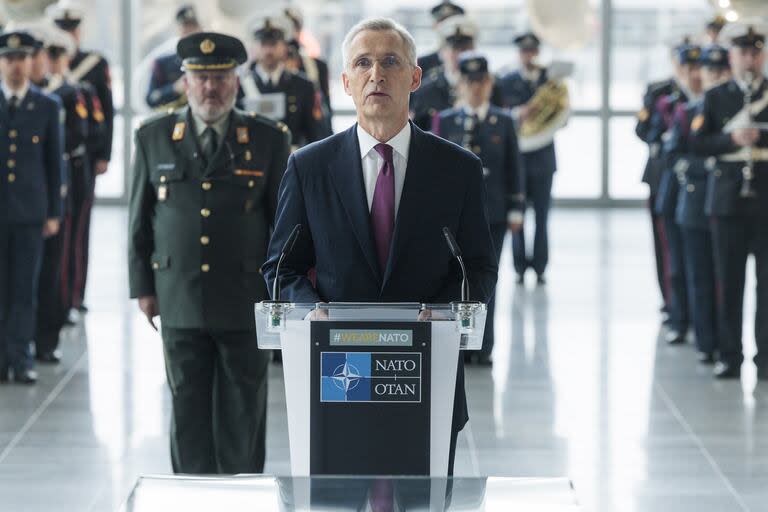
[138, 295, 159, 331]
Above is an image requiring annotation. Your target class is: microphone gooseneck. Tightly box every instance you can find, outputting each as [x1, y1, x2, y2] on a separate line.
[272, 224, 302, 301]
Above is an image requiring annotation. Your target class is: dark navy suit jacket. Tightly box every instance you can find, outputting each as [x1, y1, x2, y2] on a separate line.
[262, 121, 498, 434]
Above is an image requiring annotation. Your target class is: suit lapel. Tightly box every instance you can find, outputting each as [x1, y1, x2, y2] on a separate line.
[329, 125, 382, 283]
[382, 122, 430, 286]
[0, 90, 8, 125]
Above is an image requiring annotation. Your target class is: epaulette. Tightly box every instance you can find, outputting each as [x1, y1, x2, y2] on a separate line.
[246, 110, 290, 134]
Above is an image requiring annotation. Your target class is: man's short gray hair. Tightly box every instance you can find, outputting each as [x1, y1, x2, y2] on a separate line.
[341, 17, 417, 70]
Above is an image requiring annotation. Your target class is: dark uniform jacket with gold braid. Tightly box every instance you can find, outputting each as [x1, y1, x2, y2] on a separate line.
[689, 77, 768, 217]
[128, 107, 291, 329]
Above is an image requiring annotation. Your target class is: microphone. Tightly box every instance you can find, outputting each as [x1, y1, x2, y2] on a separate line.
[442, 227, 469, 302]
[272, 224, 302, 301]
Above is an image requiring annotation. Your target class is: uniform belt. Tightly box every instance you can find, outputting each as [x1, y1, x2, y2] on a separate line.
[719, 147, 768, 162]
[67, 145, 87, 159]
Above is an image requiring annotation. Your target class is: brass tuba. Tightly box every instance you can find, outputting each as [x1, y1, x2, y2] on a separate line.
[517, 68, 571, 152]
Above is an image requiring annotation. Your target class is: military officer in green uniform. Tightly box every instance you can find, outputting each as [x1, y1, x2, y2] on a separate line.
[128, 32, 291, 474]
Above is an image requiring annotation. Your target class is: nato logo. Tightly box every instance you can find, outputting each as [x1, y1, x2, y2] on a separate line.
[321, 352, 421, 403]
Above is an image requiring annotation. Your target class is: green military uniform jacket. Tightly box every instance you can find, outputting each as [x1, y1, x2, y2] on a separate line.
[128, 106, 291, 329]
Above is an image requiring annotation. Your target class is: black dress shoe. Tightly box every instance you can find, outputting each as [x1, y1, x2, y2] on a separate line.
[0, 367, 8, 383]
[476, 354, 493, 367]
[515, 273, 525, 285]
[757, 367, 768, 381]
[272, 350, 282, 364]
[78, 304, 89, 313]
[664, 330, 686, 345]
[713, 361, 741, 379]
[697, 352, 715, 364]
[12, 370, 38, 385]
[36, 350, 62, 364]
[536, 274, 546, 285]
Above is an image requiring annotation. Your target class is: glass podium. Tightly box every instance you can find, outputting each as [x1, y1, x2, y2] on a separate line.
[121, 474, 582, 511]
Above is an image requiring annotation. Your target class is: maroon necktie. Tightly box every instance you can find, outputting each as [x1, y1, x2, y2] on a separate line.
[371, 143, 395, 272]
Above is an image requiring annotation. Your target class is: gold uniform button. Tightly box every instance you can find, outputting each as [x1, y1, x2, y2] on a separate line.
[7, 173, 15, 183]
[9, 130, 17, 138]
[201, 208, 211, 217]
[7, 160, 15, 168]
[715, 169, 722, 177]
[152, 262, 159, 270]
[289, 105, 298, 113]
[687, 184, 695, 192]
[201, 264, 210, 272]
[160, 175, 167, 183]
[32, 135, 39, 144]
[248, 180, 255, 188]
[200, 236, 210, 245]
[202, 181, 212, 191]
[9, 144, 16, 152]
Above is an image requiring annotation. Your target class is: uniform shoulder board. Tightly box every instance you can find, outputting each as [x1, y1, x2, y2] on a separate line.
[139, 110, 174, 129]
[245, 110, 289, 133]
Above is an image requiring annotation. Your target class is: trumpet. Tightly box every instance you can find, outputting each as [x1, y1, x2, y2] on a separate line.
[740, 71, 757, 198]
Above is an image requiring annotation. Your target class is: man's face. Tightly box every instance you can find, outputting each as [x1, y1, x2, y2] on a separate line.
[254, 39, 287, 71]
[342, 29, 421, 124]
[680, 63, 702, 93]
[0, 53, 32, 88]
[30, 49, 49, 81]
[729, 46, 766, 80]
[458, 75, 492, 106]
[703, 66, 731, 89]
[184, 69, 239, 123]
[439, 41, 474, 73]
[519, 48, 539, 68]
[178, 22, 201, 38]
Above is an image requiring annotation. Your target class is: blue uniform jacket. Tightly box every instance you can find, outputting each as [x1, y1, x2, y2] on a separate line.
[0, 86, 64, 224]
[146, 53, 183, 109]
[496, 68, 557, 174]
[434, 105, 525, 224]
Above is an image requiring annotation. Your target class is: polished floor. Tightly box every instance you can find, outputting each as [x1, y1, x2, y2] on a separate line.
[1, 206, 766, 512]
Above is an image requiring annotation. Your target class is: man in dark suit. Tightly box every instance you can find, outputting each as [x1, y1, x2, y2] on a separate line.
[0, 31, 65, 384]
[128, 32, 291, 473]
[262, 17, 497, 475]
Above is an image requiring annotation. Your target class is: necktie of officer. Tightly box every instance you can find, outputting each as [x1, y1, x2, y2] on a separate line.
[8, 95, 17, 119]
[203, 127, 218, 160]
[371, 143, 395, 272]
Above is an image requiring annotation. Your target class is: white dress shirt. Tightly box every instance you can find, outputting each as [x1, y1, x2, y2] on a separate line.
[357, 122, 411, 214]
[255, 64, 285, 87]
[1, 80, 30, 104]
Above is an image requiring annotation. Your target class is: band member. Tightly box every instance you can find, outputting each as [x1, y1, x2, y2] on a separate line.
[433, 53, 524, 366]
[689, 24, 768, 380]
[417, 1, 465, 77]
[0, 31, 64, 384]
[239, 14, 330, 149]
[664, 45, 728, 362]
[497, 32, 566, 284]
[145, 4, 202, 110]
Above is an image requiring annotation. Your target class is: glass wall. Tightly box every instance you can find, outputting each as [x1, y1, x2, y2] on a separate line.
[96, 0, 726, 204]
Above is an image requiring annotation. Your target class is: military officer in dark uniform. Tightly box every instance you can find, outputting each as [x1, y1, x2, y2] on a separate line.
[128, 32, 291, 473]
[239, 14, 329, 149]
[410, 15, 478, 131]
[48, 0, 114, 312]
[664, 44, 731, 364]
[36, 26, 106, 363]
[653, 44, 703, 346]
[433, 53, 524, 366]
[145, 4, 202, 110]
[635, 46, 684, 325]
[653, 45, 703, 348]
[497, 32, 558, 284]
[417, 1, 465, 77]
[689, 24, 768, 380]
[0, 31, 64, 384]
[283, 6, 332, 126]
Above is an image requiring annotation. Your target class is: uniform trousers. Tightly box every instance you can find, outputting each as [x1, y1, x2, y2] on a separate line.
[161, 326, 270, 474]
